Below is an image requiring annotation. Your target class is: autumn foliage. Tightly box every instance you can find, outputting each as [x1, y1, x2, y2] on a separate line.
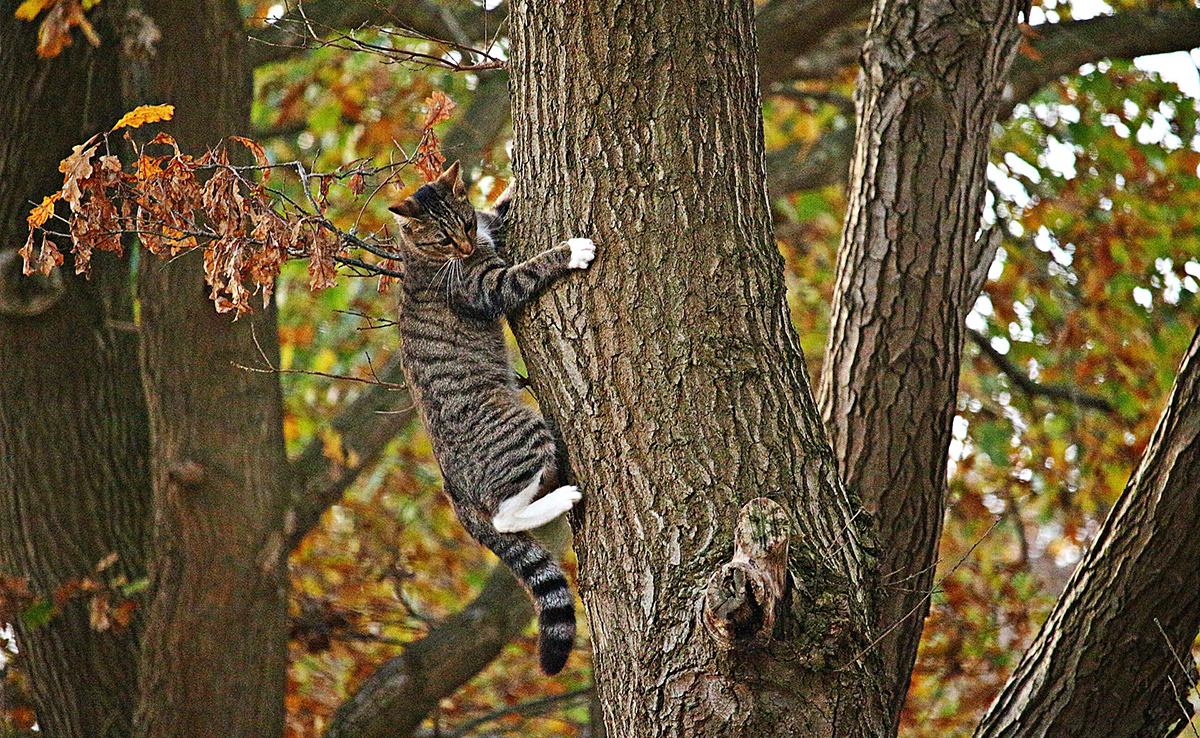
[21, 100, 461, 315]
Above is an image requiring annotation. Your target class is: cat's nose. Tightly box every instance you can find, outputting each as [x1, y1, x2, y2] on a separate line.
[453, 236, 475, 257]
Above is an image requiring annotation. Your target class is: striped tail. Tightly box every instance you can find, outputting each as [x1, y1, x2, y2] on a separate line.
[455, 502, 576, 674]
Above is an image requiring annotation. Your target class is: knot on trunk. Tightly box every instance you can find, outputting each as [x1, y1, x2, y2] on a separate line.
[702, 497, 790, 649]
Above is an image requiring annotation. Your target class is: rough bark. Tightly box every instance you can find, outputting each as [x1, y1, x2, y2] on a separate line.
[0, 7, 150, 737]
[816, 0, 1023, 730]
[507, 1, 882, 736]
[131, 2, 290, 736]
[975, 328, 1200, 738]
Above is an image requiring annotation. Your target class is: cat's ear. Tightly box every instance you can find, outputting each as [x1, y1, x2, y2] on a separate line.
[388, 198, 421, 218]
[437, 160, 467, 198]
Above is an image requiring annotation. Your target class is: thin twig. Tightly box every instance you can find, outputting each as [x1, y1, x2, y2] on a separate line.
[841, 516, 1004, 670]
[449, 686, 595, 737]
[1154, 618, 1200, 738]
[969, 329, 1115, 413]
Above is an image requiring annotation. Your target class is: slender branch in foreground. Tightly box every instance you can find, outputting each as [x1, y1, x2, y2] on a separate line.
[248, 0, 506, 70]
[968, 329, 1116, 413]
[444, 686, 594, 738]
[287, 352, 415, 550]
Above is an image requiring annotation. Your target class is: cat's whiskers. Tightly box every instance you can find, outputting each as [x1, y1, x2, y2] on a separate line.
[445, 257, 466, 304]
[427, 258, 454, 293]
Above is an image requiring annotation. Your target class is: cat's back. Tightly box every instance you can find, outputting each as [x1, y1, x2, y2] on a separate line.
[396, 264, 512, 416]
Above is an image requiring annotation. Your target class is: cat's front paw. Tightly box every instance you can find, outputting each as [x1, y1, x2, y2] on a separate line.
[566, 238, 596, 270]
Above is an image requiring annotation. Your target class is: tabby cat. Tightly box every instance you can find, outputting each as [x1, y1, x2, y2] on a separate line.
[388, 162, 595, 675]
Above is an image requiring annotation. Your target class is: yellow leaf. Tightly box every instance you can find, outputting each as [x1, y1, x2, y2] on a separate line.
[27, 192, 61, 228]
[111, 104, 175, 132]
[14, 0, 56, 21]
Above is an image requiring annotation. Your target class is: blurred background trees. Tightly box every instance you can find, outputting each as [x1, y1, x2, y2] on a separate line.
[1, 0, 1199, 736]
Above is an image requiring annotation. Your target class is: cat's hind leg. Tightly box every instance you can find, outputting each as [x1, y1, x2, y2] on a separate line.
[493, 469, 582, 533]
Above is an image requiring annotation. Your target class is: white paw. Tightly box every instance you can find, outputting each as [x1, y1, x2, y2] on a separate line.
[547, 485, 582, 507]
[530, 486, 582, 525]
[566, 238, 596, 270]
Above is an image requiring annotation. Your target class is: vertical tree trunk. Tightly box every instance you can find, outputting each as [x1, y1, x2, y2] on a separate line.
[0, 7, 150, 737]
[132, 2, 290, 736]
[816, 1, 1023, 727]
[507, 1, 883, 735]
[975, 328, 1200, 738]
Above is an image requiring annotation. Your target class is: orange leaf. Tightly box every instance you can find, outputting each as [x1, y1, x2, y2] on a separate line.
[147, 130, 180, 155]
[111, 104, 175, 131]
[10, 706, 37, 731]
[27, 192, 61, 228]
[14, 0, 56, 21]
[58, 139, 98, 209]
[230, 135, 272, 185]
[36, 1, 73, 57]
[422, 91, 456, 128]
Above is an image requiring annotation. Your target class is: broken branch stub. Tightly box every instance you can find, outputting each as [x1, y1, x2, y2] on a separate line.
[702, 496, 791, 648]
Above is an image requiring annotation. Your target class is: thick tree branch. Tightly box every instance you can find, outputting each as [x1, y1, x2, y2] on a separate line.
[975, 327, 1200, 738]
[323, 565, 532, 738]
[968, 329, 1116, 414]
[817, 1, 1025, 729]
[769, 8, 1200, 196]
[1001, 7, 1200, 119]
[323, 519, 573, 738]
[756, 0, 872, 85]
[287, 352, 415, 550]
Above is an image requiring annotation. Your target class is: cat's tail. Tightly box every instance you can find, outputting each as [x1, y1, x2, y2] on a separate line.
[454, 503, 576, 675]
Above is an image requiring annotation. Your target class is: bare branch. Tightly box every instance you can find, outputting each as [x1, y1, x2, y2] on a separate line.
[968, 329, 1116, 413]
[444, 686, 593, 738]
[248, 0, 508, 69]
[1001, 7, 1200, 119]
[767, 8, 1200, 197]
[287, 352, 415, 550]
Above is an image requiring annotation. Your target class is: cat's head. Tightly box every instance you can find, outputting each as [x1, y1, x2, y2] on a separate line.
[388, 161, 478, 262]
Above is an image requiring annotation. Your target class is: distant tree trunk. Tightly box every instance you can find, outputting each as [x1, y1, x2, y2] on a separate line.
[975, 328, 1200, 738]
[507, 1, 883, 735]
[0, 7, 150, 737]
[131, 2, 290, 736]
[817, 0, 1023, 727]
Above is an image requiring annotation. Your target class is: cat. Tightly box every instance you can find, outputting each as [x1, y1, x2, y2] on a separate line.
[388, 161, 595, 675]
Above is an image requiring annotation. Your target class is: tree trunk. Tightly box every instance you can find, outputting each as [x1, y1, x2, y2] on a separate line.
[131, 2, 290, 736]
[816, 0, 1023, 727]
[507, 1, 883, 735]
[975, 328, 1200, 738]
[0, 7, 150, 737]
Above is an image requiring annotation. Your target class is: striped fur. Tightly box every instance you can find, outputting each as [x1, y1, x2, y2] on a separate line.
[388, 163, 590, 675]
